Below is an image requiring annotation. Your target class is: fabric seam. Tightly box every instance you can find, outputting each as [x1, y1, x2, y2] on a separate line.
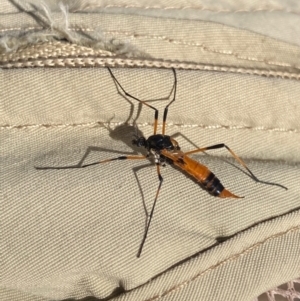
[78, 4, 300, 14]
[96, 30, 300, 70]
[1, 122, 299, 134]
[144, 225, 300, 301]
[1, 4, 300, 14]
[1, 58, 300, 80]
[1, 29, 299, 70]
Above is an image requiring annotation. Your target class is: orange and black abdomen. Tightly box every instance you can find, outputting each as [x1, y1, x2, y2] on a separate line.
[162, 150, 241, 198]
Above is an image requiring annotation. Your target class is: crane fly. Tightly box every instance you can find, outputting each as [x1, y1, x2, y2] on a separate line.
[36, 67, 287, 257]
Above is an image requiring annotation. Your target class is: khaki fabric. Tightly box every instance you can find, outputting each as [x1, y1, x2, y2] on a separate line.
[1, 1, 300, 301]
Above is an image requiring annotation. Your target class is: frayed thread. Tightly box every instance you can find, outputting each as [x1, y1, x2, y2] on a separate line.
[0, 0, 150, 59]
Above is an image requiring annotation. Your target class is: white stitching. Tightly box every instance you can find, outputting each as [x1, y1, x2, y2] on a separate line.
[1, 58, 300, 80]
[1, 28, 299, 70]
[144, 225, 300, 301]
[1, 122, 298, 134]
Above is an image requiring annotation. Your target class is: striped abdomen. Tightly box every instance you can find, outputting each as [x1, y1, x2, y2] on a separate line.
[162, 150, 241, 198]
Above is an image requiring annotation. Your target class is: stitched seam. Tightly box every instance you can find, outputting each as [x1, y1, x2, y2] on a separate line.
[1, 58, 300, 80]
[102, 31, 300, 69]
[0, 41, 115, 62]
[79, 4, 300, 14]
[1, 4, 299, 13]
[1, 28, 299, 69]
[0, 26, 43, 33]
[144, 225, 300, 301]
[1, 122, 299, 134]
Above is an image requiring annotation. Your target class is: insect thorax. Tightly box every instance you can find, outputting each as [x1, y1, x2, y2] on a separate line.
[146, 135, 180, 152]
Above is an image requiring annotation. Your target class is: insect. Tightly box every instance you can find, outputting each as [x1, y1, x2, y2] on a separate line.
[36, 67, 287, 257]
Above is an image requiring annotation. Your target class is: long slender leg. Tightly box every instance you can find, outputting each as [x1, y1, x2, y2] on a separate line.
[107, 67, 159, 134]
[184, 143, 287, 190]
[35, 146, 142, 169]
[81, 155, 146, 168]
[137, 164, 163, 258]
[162, 68, 177, 135]
[171, 132, 200, 150]
[35, 153, 146, 170]
[132, 163, 153, 218]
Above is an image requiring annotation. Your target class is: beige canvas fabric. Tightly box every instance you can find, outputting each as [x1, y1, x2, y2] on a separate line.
[1, 1, 300, 301]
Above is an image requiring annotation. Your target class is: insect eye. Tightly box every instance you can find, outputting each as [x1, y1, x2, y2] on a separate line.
[132, 137, 146, 147]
